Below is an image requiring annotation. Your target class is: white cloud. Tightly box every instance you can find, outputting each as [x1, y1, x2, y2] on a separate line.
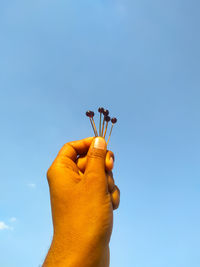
[28, 183, 36, 188]
[0, 221, 13, 230]
[10, 217, 17, 222]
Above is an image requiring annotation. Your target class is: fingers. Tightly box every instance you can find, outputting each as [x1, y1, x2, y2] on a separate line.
[58, 137, 94, 162]
[76, 138, 120, 208]
[111, 185, 120, 210]
[107, 171, 115, 193]
[77, 150, 114, 173]
[84, 137, 107, 194]
[107, 171, 120, 210]
[76, 156, 87, 173]
[105, 151, 114, 172]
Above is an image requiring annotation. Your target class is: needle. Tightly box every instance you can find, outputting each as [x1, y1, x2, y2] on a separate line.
[90, 111, 98, 137]
[101, 109, 109, 137]
[103, 116, 110, 138]
[98, 107, 104, 136]
[107, 117, 117, 145]
[86, 111, 97, 136]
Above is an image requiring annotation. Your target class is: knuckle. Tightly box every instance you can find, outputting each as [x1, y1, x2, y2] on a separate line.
[46, 166, 52, 181]
[88, 150, 105, 159]
[46, 162, 57, 183]
[58, 143, 69, 155]
[63, 142, 70, 149]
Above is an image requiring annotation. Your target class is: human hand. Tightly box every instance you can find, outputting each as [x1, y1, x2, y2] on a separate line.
[43, 137, 120, 267]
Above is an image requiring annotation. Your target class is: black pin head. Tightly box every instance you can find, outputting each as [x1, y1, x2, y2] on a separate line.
[103, 109, 109, 116]
[111, 117, 117, 124]
[98, 107, 104, 113]
[86, 110, 94, 118]
[86, 110, 92, 117]
[105, 115, 111, 122]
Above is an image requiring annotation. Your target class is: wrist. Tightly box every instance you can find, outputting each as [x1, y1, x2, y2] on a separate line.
[43, 234, 109, 267]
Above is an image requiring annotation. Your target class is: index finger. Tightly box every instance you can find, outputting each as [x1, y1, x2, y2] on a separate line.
[58, 137, 95, 162]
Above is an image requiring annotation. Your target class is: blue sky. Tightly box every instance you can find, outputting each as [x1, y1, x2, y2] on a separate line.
[0, 0, 200, 266]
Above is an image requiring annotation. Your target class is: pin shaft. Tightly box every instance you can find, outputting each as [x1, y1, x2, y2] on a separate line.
[103, 121, 109, 138]
[101, 118, 105, 136]
[107, 124, 114, 145]
[91, 118, 98, 136]
[90, 118, 97, 137]
[99, 113, 102, 136]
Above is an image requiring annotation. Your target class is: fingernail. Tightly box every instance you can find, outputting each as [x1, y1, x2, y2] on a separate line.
[94, 137, 106, 150]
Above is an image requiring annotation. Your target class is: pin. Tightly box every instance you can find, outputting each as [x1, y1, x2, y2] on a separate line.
[90, 111, 98, 137]
[101, 109, 109, 137]
[103, 116, 110, 138]
[86, 108, 117, 143]
[107, 117, 117, 145]
[86, 111, 97, 137]
[98, 107, 104, 136]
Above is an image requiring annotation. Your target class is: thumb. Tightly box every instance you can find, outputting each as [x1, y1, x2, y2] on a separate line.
[84, 137, 108, 194]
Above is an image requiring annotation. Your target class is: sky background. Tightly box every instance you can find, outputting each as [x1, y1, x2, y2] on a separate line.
[0, 0, 200, 266]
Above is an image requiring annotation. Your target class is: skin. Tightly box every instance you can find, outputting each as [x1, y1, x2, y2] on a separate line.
[43, 137, 120, 267]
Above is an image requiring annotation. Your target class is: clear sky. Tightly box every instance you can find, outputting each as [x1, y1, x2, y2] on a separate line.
[0, 0, 200, 266]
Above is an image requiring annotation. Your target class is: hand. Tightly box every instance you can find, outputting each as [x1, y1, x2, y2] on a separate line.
[43, 137, 120, 267]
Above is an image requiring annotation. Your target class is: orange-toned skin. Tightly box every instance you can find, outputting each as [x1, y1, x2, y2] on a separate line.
[43, 137, 120, 267]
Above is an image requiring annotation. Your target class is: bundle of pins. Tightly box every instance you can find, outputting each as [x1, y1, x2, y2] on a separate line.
[86, 107, 117, 145]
